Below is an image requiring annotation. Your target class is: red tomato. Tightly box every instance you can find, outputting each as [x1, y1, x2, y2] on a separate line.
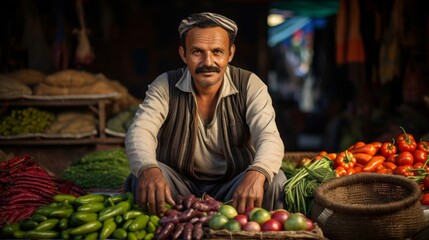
[417, 141, 429, 153]
[413, 149, 428, 164]
[242, 221, 261, 232]
[261, 219, 283, 231]
[421, 193, 429, 206]
[271, 209, 290, 224]
[396, 151, 414, 166]
[386, 154, 397, 164]
[392, 165, 414, 176]
[380, 141, 397, 157]
[396, 128, 417, 152]
[306, 218, 315, 231]
[234, 214, 249, 227]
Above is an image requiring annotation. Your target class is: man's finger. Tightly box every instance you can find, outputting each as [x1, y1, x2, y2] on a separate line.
[148, 189, 156, 215]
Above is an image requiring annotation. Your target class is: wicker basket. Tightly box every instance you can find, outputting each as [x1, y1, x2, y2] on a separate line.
[311, 173, 425, 240]
[204, 224, 326, 239]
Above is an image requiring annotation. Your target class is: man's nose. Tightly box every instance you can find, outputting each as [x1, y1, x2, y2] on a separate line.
[202, 52, 214, 66]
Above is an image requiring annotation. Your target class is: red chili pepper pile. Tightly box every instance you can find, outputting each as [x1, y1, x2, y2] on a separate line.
[0, 154, 87, 227]
[308, 127, 429, 206]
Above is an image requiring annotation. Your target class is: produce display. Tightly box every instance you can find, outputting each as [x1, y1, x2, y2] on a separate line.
[329, 128, 429, 190]
[0, 192, 160, 240]
[60, 148, 130, 190]
[0, 155, 87, 228]
[0, 107, 55, 136]
[282, 156, 336, 216]
[285, 127, 429, 214]
[106, 105, 138, 135]
[1, 191, 323, 240]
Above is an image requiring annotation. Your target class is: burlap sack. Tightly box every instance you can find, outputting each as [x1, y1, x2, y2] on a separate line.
[0, 75, 32, 99]
[45, 112, 96, 134]
[3, 69, 46, 85]
[33, 77, 117, 96]
[44, 69, 98, 87]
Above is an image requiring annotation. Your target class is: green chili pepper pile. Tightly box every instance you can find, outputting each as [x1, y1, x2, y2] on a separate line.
[0, 192, 159, 240]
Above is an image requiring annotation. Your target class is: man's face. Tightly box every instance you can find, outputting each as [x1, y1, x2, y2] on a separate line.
[179, 27, 235, 89]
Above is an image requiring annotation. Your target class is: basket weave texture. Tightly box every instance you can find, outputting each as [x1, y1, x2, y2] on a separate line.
[204, 224, 325, 239]
[311, 173, 425, 240]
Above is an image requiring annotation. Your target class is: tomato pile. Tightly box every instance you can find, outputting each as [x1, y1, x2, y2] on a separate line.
[308, 127, 429, 206]
[208, 205, 315, 232]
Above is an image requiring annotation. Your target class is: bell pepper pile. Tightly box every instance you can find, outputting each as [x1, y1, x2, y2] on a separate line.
[310, 127, 429, 205]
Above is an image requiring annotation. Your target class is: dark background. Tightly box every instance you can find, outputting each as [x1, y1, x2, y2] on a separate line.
[1, 0, 428, 153]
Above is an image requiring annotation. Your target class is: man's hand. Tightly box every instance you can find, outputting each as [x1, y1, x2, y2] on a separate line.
[137, 167, 175, 216]
[231, 170, 266, 214]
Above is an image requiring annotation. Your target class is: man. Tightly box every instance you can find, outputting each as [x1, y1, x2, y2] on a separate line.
[124, 12, 285, 216]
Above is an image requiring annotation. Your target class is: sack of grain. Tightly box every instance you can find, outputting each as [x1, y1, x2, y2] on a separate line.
[3, 69, 46, 86]
[0, 75, 32, 99]
[44, 112, 96, 135]
[44, 69, 98, 87]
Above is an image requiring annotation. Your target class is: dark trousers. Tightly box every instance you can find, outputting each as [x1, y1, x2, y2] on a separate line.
[124, 162, 287, 211]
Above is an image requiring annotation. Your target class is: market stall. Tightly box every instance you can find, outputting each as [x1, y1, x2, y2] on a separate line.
[1, 128, 429, 239]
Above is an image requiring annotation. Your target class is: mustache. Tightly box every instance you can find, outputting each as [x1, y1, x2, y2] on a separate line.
[195, 66, 221, 73]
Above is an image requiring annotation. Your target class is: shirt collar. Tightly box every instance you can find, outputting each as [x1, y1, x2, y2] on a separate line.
[175, 66, 239, 98]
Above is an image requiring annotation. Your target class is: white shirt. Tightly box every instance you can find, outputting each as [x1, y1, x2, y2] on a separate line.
[125, 66, 284, 183]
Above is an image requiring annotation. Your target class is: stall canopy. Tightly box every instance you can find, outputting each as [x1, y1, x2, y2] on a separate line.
[268, 0, 339, 47]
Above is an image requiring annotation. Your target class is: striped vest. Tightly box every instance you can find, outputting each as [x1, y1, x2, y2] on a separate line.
[156, 65, 255, 182]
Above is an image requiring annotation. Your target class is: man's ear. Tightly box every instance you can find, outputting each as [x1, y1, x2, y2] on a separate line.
[178, 46, 187, 64]
[228, 44, 236, 63]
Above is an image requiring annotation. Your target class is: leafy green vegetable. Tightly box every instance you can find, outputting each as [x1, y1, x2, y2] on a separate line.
[60, 148, 130, 190]
[282, 157, 335, 217]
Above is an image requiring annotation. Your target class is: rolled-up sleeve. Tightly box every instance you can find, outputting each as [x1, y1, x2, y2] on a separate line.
[245, 74, 285, 183]
[125, 74, 169, 178]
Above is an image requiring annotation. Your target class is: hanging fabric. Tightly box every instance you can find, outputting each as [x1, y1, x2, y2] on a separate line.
[335, 0, 366, 65]
[73, 0, 95, 66]
[52, 0, 69, 70]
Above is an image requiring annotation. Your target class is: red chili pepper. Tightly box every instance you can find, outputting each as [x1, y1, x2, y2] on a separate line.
[353, 153, 373, 165]
[363, 156, 386, 172]
[382, 161, 397, 170]
[392, 165, 414, 176]
[369, 141, 383, 149]
[396, 127, 417, 152]
[350, 143, 379, 156]
[335, 151, 356, 170]
[397, 151, 414, 166]
[421, 193, 429, 206]
[348, 141, 366, 151]
[313, 151, 336, 162]
[417, 140, 429, 153]
[380, 140, 397, 157]
[376, 167, 392, 174]
[413, 149, 428, 164]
